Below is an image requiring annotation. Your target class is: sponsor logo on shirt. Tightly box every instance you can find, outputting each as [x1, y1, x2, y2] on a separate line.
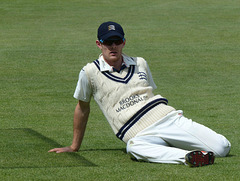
[116, 94, 145, 112]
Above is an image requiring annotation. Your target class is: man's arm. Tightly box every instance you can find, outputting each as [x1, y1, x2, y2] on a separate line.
[48, 100, 90, 153]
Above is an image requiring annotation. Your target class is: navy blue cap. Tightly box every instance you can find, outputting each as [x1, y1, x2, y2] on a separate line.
[97, 21, 125, 41]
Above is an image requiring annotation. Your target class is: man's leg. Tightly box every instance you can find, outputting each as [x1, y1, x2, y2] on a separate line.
[126, 110, 231, 164]
[127, 135, 188, 164]
[158, 111, 231, 157]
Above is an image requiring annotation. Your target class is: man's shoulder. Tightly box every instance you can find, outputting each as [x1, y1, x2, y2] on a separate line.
[131, 56, 147, 67]
[134, 57, 146, 63]
[83, 60, 99, 70]
[81, 60, 100, 78]
[123, 54, 146, 65]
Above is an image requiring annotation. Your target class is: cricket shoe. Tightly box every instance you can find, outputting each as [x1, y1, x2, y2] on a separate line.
[185, 151, 215, 167]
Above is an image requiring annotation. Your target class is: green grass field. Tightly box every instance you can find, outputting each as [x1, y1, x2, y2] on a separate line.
[0, 0, 239, 180]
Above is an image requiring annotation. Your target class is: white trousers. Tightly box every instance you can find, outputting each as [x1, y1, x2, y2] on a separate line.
[126, 110, 231, 164]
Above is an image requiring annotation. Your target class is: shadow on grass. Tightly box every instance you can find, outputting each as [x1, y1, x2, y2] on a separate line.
[80, 148, 126, 153]
[0, 128, 97, 169]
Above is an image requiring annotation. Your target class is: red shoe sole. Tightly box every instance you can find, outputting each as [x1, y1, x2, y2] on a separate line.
[186, 151, 215, 167]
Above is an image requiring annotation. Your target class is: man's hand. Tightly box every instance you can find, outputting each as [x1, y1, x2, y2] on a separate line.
[48, 146, 76, 153]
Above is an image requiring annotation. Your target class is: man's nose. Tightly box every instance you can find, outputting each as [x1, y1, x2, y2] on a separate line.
[111, 42, 117, 47]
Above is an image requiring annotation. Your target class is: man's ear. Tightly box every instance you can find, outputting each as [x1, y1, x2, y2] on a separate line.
[96, 40, 102, 49]
[122, 39, 126, 47]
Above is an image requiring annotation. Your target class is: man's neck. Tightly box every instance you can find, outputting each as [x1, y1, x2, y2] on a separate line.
[104, 56, 123, 71]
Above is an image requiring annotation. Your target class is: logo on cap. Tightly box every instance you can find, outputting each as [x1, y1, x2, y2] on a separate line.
[108, 25, 115, 31]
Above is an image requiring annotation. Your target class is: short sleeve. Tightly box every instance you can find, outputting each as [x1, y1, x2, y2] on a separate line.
[145, 61, 157, 90]
[73, 68, 92, 102]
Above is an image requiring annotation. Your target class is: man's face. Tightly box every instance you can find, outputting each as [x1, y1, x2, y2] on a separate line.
[96, 36, 126, 64]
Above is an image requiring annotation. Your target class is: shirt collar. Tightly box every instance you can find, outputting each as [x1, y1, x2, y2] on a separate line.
[98, 53, 136, 72]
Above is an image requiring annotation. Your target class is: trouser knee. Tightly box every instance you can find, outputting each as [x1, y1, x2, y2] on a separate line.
[215, 138, 231, 157]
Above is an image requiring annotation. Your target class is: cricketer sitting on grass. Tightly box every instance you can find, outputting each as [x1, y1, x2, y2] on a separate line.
[49, 21, 231, 167]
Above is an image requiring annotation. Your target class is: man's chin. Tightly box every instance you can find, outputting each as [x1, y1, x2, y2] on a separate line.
[109, 55, 120, 61]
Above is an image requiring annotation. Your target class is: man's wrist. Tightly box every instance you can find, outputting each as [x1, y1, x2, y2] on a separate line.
[70, 145, 79, 152]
